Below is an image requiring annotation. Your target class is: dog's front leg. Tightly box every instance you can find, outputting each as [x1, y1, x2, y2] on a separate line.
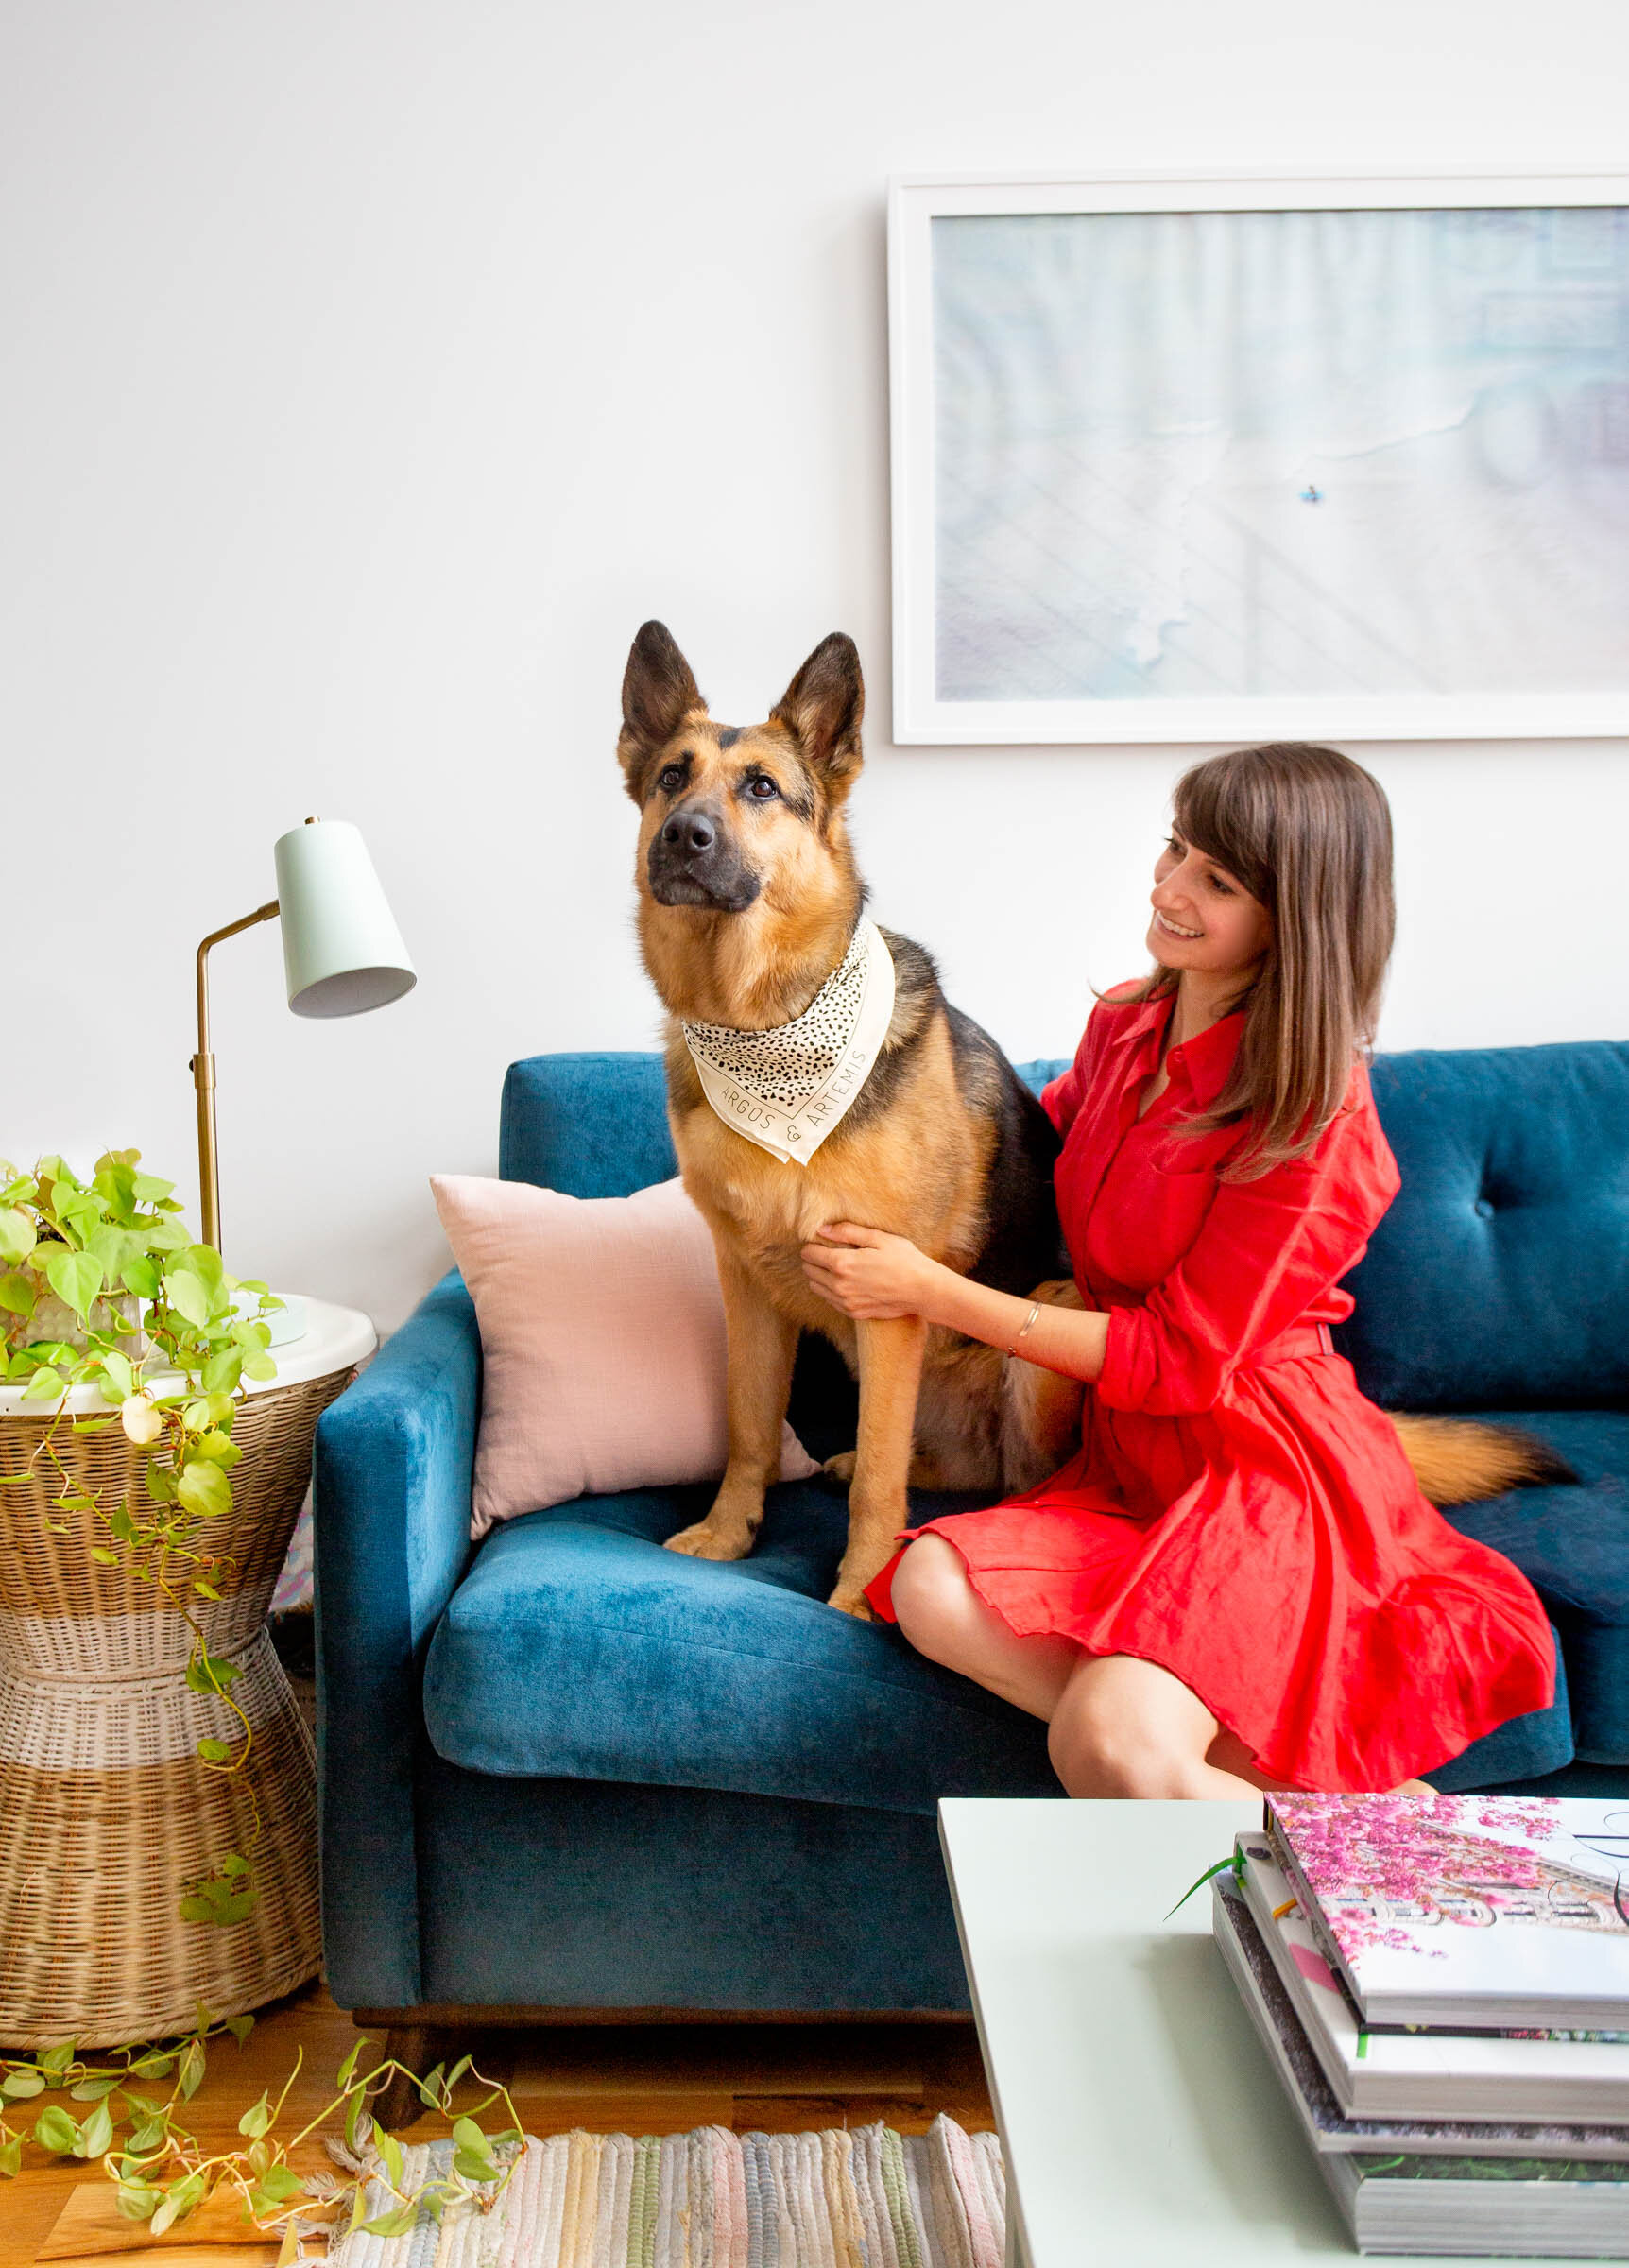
[664, 1250, 798, 1564]
[828, 1314, 928, 1618]
[1001, 1276, 1088, 1493]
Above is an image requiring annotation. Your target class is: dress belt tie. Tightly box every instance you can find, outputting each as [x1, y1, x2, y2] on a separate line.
[1096, 1308, 1333, 1363]
[1258, 1322, 1334, 1363]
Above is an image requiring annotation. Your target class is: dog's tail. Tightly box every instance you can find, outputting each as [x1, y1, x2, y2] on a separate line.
[1390, 1414, 1577, 1506]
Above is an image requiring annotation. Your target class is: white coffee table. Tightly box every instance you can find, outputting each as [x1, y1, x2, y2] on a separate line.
[939, 1798, 1557, 2267]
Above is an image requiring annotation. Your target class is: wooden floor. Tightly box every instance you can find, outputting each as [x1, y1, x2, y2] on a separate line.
[3, 1982, 994, 2266]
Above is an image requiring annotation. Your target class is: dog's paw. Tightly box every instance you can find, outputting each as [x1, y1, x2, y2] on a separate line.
[826, 1583, 876, 1620]
[663, 1521, 751, 1562]
[822, 1451, 857, 1486]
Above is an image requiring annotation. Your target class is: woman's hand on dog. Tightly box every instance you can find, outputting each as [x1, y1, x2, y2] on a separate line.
[803, 1223, 1111, 1383]
[800, 1221, 948, 1322]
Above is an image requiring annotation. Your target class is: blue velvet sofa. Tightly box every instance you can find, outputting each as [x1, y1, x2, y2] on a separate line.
[314, 1039, 1629, 2036]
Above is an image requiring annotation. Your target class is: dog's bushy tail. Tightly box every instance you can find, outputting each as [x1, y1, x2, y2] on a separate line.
[1390, 1414, 1577, 1506]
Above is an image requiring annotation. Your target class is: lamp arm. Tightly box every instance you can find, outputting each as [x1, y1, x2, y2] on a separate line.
[192, 901, 280, 1254]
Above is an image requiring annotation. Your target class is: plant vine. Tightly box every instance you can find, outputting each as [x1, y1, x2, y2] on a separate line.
[0, 2013, 523, 2247]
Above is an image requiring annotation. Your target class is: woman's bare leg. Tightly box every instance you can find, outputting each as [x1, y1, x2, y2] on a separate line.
[888, 1535, 1080, 1720]
[1048, 1654, 1271, 1798]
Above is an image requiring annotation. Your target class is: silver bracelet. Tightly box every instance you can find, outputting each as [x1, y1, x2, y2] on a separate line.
[1007, 1300, 1042, 1359]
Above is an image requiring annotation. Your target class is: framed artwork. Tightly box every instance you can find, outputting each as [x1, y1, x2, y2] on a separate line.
[888, 171, 1629, 744]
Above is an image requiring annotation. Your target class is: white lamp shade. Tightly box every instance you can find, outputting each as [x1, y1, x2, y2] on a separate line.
[272, 820, 418, 1020]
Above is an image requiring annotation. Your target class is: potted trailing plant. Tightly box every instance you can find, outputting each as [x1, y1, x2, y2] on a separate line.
[0, 1158, 519, 2247]
[0, 1150, 346, 2047]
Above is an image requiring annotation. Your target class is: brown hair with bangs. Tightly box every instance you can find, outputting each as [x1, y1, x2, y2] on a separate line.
[1121, 742, 1396, 1181]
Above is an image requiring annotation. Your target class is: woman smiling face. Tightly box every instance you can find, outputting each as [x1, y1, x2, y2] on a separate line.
[1147, 829, 1274, 982]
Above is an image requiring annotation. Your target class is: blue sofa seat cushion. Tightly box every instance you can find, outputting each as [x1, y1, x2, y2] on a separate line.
[421, 1480, 1062, 1816]
[421, 1469, 1580, 1805]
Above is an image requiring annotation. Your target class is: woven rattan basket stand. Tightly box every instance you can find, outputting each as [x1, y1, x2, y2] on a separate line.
[0, 1298, 374, 2049]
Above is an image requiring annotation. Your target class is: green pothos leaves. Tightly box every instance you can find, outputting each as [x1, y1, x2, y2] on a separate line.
[0, 2016, 521, 2245]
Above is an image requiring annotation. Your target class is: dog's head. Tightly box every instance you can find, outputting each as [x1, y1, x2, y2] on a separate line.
[618, 621, 865, 920]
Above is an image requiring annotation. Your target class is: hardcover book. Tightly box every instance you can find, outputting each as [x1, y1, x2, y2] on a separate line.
[1319, 2149, 1629, 2258]
[1234, 1834, 1629, 2122]
[1211, 1875, 1629, 2163]
[1265, 1794, 1629, 2030]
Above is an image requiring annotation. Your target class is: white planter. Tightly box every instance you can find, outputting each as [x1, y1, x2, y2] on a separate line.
[6, 1286, 146, 1358]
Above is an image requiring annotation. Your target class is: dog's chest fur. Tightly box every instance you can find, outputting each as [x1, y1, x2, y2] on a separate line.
[665, 997, 994, 1338]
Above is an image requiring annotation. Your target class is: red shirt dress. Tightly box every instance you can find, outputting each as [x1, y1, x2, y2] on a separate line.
[864, 988, 1555, 1792]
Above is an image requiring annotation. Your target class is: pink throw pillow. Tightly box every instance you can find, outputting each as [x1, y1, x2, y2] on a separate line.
[430, 1175, 819, 1538]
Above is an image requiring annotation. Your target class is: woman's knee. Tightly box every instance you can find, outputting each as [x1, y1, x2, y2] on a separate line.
[889, 1536, 980, 1664]
[1048, 1662, 1215, 1798]
[1048, 1710, 1201, 1798]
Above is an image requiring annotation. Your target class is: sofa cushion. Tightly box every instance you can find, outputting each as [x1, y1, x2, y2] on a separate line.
[431, 1174, 815, 1534]
[1437, 1408, 1629, 1764]
[422, 1478, 1062, 1816]
[1334, 1043, 1629, 1412]
[420, 1470, 1577, 1807]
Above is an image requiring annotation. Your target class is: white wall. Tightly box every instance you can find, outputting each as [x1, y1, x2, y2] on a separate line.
[4, 0, 1625, 1332]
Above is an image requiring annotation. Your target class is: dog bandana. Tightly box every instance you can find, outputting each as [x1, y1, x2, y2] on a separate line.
[682, 919, 897, 1167]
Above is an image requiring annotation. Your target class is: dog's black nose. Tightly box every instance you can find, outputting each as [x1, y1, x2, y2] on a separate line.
[661, 810, 716, 856]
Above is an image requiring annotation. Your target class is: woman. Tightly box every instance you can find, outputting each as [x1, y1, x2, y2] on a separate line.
[801, 743, 1553, 1799]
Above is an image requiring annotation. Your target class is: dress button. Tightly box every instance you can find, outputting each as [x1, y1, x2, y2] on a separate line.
[1475, 1198, 1494, 1219]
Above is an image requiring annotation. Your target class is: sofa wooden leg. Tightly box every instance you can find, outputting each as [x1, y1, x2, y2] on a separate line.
[369, 2024, 445, 2133]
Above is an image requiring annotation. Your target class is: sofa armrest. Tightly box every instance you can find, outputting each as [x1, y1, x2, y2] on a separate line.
[313, 1268, 480, 2009]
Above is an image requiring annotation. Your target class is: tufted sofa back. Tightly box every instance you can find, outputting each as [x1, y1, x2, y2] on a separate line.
[1336, 1041, 1629, 1412]
[499, 1040, 1629, 1418]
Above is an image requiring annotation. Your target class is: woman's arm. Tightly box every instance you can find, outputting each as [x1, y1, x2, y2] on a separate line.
[804, 1073, 1395, 1411]
[800, 1224, 1110, 1383]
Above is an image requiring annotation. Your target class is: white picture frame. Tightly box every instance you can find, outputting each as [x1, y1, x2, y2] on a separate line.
[888, 170, 1629, 745]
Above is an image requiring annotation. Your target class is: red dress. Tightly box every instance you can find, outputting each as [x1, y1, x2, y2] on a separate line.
[865, 988, 1555, 1791]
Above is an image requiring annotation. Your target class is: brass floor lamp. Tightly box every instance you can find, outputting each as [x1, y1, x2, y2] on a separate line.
[190, 818, 416, 1255]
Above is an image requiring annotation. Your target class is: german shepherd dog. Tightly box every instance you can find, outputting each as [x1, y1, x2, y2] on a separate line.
[620, 621, 1083, 1615]
[618, 623, 1569, 1618]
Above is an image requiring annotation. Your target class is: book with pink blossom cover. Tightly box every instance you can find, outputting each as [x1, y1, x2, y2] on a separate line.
[1234, 1833, 1629, 2119]
[1264, 1795, 1629, 2031]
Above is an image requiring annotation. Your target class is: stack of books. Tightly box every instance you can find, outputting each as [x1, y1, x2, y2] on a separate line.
[1211, 1793, 1629, 2257]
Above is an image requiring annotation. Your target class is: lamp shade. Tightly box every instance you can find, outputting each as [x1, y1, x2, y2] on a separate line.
[272, 819, 417, 1020]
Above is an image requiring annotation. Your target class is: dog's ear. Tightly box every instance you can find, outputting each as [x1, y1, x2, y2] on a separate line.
[619, 621, 706, 796]
[770, 633, 864, 790]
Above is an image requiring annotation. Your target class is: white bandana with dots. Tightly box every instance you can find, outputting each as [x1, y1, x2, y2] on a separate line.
[682, 919, 897, 1168]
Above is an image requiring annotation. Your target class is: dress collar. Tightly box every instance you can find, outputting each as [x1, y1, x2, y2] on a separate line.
[1112, 986, 1246, 1111]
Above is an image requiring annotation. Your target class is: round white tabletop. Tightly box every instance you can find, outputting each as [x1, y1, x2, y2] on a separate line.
[0, 1295, 377, 1417]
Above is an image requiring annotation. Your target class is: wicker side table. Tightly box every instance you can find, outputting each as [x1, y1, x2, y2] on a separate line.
[0, 1297, 375, 2049]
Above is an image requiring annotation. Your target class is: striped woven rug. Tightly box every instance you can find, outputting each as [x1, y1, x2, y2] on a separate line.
[327, 2114, 1004, 2268]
